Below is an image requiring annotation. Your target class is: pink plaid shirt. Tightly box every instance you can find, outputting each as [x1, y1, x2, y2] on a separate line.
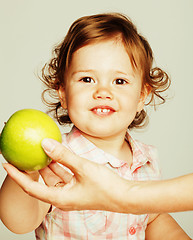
[35, 126, 161, 240]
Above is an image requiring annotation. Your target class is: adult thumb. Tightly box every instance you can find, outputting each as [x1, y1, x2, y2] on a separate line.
[41, 138, 81, 174]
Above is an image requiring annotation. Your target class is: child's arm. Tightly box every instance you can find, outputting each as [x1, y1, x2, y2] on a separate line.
[146, 213, 191, 239]
[0, 172, 50, 234]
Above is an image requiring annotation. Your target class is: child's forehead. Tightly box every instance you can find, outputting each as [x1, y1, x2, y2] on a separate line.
[70, 38, 127, 66]
[69, 38, 142, 76]
[70, 39, 128, 66]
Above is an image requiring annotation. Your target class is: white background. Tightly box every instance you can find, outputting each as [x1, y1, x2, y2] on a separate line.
[0, 0, 193, 239]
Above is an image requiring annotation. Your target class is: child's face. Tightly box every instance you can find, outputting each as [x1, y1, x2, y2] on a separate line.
[59, 38, 147, 139]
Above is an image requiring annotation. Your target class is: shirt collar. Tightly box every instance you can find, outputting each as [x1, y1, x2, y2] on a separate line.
[126, 131, 152, 172]
[64, 126, 152, 170]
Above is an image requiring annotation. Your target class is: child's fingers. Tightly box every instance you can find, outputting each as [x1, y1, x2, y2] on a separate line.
[41, 139, 85, 176]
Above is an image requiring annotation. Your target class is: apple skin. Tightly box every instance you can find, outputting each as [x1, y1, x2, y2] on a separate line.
[0, 109, 62, 171]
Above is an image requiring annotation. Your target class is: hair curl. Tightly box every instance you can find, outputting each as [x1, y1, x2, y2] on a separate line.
[41, 13, 170, 129]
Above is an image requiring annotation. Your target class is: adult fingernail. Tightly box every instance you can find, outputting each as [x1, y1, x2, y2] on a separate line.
[41, 139, 57, 153]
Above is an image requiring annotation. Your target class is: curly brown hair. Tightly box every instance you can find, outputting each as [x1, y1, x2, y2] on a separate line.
[41, 13, 170, 129]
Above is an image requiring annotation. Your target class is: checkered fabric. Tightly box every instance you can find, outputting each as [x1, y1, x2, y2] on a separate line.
[35, 126, 161, 240]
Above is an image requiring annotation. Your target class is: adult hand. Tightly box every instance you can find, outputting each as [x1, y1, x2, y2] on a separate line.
[3, 139, 193, 214]
[2, 139, 132, 213]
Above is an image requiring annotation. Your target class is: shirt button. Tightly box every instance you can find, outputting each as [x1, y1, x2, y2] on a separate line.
[129, 226, 136, 235]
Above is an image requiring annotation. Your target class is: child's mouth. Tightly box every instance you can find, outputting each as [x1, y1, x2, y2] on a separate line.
[91, 106, 115, 116]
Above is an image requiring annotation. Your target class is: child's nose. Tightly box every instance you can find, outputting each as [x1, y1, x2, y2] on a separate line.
[93, 86, 113, 100]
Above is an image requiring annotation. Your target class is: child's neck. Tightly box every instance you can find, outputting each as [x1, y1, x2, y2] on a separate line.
[80, 131, 133, 166]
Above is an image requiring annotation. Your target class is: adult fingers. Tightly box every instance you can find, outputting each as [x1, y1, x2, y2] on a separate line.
[39, 164, 64, 187]
[48, 162, 73, 183]
[41, 139, 84, 176]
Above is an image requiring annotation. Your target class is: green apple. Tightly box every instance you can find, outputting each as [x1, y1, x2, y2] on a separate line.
[0, 109, 62, 171]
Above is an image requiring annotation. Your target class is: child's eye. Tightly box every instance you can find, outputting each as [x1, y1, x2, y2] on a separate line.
[113, 79, 127, 85]
[80, 77, 94, 83]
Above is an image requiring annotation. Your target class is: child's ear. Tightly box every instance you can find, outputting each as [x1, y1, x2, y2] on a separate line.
[137, 84, 152, 112]
[58, 87, 67, 109]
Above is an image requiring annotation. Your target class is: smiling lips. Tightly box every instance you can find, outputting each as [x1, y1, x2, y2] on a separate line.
[91, 106, 116, 116]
